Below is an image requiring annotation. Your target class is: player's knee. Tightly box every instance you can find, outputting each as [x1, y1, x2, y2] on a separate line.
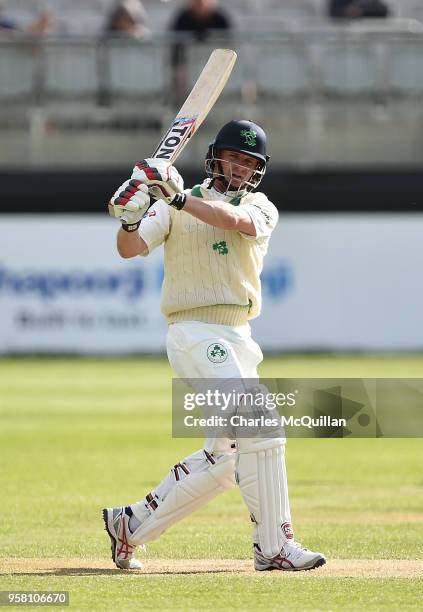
[209, 453, 237, 490]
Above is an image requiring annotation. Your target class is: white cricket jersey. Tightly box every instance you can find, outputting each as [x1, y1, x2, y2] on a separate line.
[138, 180, 278, 326]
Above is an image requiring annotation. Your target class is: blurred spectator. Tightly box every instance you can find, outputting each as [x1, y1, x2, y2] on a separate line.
[169, 0, 232, 106]
[105, 0, 149, 38]
[0, 2, 53, 34]
[170, 0, 231, 40]
[0, 0, 14, 30]
[329, 0, 389, 18]
[27, 10, 54, 34]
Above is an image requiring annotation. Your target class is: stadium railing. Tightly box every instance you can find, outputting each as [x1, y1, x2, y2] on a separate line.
[1, 22, 423, 110]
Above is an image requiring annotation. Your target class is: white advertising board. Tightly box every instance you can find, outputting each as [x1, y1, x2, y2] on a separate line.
[253, 214, 423, 350]
[0, 214, 422, 353]
[0, 216, 167, 353]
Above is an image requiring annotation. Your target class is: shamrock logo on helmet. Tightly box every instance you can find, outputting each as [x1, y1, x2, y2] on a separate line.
[240, 129, 257, 147]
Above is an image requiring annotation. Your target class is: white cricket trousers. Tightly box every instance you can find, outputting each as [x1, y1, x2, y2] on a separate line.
[167, 321, 263, 378]
[166, 321, 263, 454]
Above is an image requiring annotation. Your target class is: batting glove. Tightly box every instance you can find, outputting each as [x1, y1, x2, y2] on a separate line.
[132, 158, 184, 204]
[108, 180, 151, 229]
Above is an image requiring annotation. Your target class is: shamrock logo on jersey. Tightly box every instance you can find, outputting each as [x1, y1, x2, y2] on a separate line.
[207, 343, 228, 363]
[213, 240, 229, 255]
[240, 129, 257, 147]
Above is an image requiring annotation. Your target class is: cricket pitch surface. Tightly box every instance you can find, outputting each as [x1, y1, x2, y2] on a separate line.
[1, 559, 422, 578]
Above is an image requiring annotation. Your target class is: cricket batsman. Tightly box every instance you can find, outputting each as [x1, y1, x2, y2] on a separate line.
[103, 119, 326, 571]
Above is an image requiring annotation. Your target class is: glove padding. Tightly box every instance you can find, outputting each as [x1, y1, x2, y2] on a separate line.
[132, 158, 184, 204]
[108, 180, 151, 223]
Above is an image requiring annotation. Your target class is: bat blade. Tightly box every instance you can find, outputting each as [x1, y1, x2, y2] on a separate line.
[109, 48, 237, 218]
[153, 48, 237, 163]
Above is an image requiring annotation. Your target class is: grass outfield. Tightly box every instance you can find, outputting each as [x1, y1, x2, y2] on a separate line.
[0, 355, 422, 611]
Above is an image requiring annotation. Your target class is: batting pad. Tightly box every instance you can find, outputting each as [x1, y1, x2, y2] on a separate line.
[236, 438, 291, 559]
[130, 451, 236, 545]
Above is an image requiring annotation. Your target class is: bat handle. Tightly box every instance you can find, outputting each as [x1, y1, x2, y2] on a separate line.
[108, 202, 124, 218]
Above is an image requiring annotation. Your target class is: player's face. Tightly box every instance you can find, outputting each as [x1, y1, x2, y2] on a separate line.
[216, 149, 259, 190]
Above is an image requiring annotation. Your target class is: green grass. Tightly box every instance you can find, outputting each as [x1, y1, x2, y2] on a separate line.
[0, 355, 422, 610]
[3, 575, 423, 611]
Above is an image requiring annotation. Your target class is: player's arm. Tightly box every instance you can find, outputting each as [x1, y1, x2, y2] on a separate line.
[117, 227, 148, 259]
[171, 192, 279, 241]
[119, 158, 255, 234]
[116, 158, 253, 234]
[180, 194, 256, 236]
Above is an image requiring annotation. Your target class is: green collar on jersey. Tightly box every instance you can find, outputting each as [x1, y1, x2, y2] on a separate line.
[191, 185, 242, 206]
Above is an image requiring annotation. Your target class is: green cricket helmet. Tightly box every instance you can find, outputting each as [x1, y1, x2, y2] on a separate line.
[205, 119, 270, 193]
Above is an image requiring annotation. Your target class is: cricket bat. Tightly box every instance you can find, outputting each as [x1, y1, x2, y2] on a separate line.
[109, 48, 237, 217]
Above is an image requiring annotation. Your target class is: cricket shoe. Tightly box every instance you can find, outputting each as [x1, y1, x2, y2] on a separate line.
[254, 541, 326, 571]
[102, 507, 142, 570]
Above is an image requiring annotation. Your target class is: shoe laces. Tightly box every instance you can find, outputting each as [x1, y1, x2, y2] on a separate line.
[283, 540, 307, 560]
